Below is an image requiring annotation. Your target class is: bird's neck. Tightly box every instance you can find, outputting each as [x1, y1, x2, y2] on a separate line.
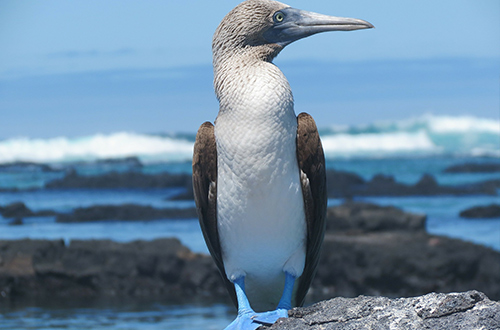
[213, 51, 294, 124]
[213, 51, 299, 184]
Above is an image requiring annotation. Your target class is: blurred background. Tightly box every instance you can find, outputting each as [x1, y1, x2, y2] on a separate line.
[0, 1, 499, 329]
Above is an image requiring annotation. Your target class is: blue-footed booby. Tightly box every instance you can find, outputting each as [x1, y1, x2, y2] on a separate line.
[193, 0, 373, 328]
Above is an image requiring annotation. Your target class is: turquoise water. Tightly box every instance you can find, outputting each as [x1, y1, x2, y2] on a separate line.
[0, 302, 234, 330]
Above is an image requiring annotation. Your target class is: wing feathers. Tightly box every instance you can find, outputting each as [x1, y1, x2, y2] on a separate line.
[192, 122, 237, 305]
[295, 112, 327, 306]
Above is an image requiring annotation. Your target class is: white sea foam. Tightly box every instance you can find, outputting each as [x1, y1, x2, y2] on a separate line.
[424, 115, 500, 134]
[321, 130, 439, 157]
[0, 132, 194, 164]
[398, 114, 500, 134]
[0, 115, 498, 164]
[327, 114, 499, 135]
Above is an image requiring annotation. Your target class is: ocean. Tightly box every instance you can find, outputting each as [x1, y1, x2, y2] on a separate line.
[0, 114, 499, 329]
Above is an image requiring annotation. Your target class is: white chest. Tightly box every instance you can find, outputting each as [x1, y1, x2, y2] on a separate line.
[213, 60, 307, 311]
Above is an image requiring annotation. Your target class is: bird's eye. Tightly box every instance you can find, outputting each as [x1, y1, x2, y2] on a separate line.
[274, 11, 285, 23]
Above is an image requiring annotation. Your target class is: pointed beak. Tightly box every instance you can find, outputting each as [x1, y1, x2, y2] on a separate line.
[264, 7, 374, 46]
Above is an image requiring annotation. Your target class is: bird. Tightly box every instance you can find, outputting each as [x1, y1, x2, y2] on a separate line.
[192, 0, 373, 328]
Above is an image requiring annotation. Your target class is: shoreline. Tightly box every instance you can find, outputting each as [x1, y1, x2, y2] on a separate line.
[0, 202, 498, 305]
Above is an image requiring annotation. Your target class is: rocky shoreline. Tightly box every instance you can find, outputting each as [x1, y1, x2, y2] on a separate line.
[459, 203, 500, 219]
[263, 291, 500, 329]
[443, 162, 500, 173]
[0, 201, 198, 223]
[55, 204, 198, 223]
[1, 202, 499, 305]
[41, 169, 499, 198]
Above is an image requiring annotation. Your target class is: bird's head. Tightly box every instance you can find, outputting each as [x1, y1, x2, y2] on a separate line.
[213, 0, 373, 63]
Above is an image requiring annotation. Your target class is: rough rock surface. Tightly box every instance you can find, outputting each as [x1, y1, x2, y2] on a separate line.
[0, 233, 499, 303]
[0, 202, 34, 218]
[444, 162, 500, 173]
[311, 232, 500, 302]
[326, 171, 499, 197]
[0, 162, 56, 172]
[42, 169, 499, 198]
[0, 202, 197, 222]
[45, 169, 192, 190]
[262, 291, 500, 330]
[1, 202, 499, 303]
[326, 201, 426, 233]
[0, 202, 57, 219]
[56, 204, 198, 222]
[459, 204, 500, 219]
[0, 238, 227, 302]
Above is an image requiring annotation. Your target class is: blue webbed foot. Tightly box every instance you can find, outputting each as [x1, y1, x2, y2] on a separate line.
[224, 312, 263, 330]
[224, 309, 288, 330]
[224, 273, 296, 329]
[251, 272, 295, 325]
[251, 308, 288, 325]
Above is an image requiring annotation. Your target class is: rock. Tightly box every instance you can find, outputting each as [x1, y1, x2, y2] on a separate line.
[310, 232, 500, 302]
[326, 202, 426, 233]
[0, 202, 58, 219]
[0, 202, 198, 223]
[363, 173, 496, 196]
[0, 162, 56, 172]
[169, 185, 195, 201]
[56, 204, 198, 222]
[45, 170, 192, 190]
[1, 229, 499, 304]
[1, 202, 34, 218]
[44, 168, 498, 199]
[325, 170, 366, 198]
[444, 162, 500, 173]
[262, 291, 500, 330]
[477, 178, 500, 192]
[459, 204, 500, 219]
[326, 172, 498, 198]
[8, 218, 23, 226]
[413, 173, 439, 194]
[95, 156, 143, 168]
[0, 238, 229, 301]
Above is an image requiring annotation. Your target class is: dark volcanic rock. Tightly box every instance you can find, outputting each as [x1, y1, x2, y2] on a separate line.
[4, 240, 497, 330]
[263, 291, 500, 330]
[326, 202, 426, 233]
[169, 185, 195, 201]
[310, 232, 500, 301]
[0, 202, 58, 219]
[0, 201, 198, 223]
[56, 204, 198, 222]
[444, 162, 500, 173]
[1, 230, 499, 304]
[45, 170, 192, 189]
[95, 156, 143, 168]
[1, 203, 499, 305]
[44, 167, 498, 199]
[0, 238, 228, 301]
[326, 171, 498, 198]
[459, 204, 500, 219]
[8, 218, 23, 226]
[1, 202, 34, 218]
[362, 173, 497, 196]
[0, 162, 56, 172]
[325, 170, 365, 198]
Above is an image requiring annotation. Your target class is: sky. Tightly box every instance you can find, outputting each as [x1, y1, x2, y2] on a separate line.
[0, 0, 499, 138]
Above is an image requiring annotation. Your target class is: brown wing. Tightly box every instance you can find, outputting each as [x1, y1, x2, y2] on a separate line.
[192, 121, 237, 306]
[294, 112, 327, 306]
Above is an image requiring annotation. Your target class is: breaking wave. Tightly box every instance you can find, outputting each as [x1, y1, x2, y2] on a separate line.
[321, 114, 499, 158]
[0, 114, 498, 164]
[0, 132, 194, 164]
